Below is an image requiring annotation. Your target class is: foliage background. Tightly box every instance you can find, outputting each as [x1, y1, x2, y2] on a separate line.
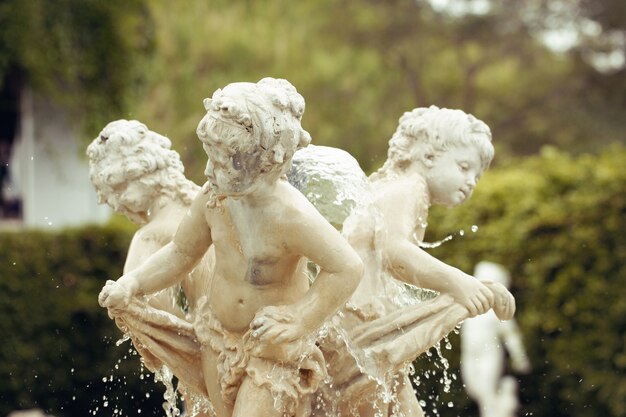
[0, 0, 625, 416]
[0, 223, 167, 416]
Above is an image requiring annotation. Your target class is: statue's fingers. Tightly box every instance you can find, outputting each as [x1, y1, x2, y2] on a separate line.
[261, 308, 289, 322]
[478, 294, 491, 314]
[482, 286, 495, 306]
[107, 305, 125, 319]
[262, 327, 288, 343]
[98, 290, 109, 306]
[508, 293, 516, 311]
[466, 300, 478, 317]
[102, 294, 117, 309]
[251, 316, 266, 329]
[272, 328, 293, 344]
[505, 298, 516, 319]
[251, 321, 274, 338]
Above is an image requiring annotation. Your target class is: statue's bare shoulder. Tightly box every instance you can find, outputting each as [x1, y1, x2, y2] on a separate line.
[172, 189, 213, 256]
[279, 182, 356, 269]
[373, 175, 428, 240]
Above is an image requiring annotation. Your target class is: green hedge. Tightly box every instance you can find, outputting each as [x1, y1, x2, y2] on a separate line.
[0, 223, 169, 416]
[414, 145, 626, 417]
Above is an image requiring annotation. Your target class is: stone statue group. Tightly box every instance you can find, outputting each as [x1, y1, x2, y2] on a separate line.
[89, 78, 526, 417]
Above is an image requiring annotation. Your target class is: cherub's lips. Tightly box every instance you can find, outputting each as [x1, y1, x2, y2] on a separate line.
[459, 188, 472, 199]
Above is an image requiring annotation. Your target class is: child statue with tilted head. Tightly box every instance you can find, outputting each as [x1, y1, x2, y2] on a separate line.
[98, 78, 363, 417]
[87, 120, 210, 312]
[318, 106, 516, 417]
[88, 121, 217, 415]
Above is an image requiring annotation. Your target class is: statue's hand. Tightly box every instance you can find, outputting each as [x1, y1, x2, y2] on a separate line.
[511, 354, 532, 374]
[480, 280, 516, 320]
[98, 279, 133, 312]
[250, 305, 306, 345]
[453, 276, 495, 318]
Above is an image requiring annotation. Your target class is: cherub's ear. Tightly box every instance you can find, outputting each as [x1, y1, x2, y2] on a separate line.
[423, 152, 435, 168]
[203, 98, 212, 111]
[273, 147, 285, 164]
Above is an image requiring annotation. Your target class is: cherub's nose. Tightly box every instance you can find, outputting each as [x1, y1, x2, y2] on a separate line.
[204, 160, 214, 178]
[197, 118, 208, 139]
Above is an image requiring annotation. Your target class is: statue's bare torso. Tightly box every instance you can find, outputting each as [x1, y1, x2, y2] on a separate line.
[201, 185, 310, 333]
[177, 182, 319, 333]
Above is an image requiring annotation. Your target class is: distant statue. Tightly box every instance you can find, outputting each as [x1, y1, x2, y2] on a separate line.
[461, 261, 531, 417]
[97, 78, 363, 417]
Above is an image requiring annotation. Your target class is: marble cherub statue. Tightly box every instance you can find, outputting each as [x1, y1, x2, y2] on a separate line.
[97, 78, 363, 417]
[87, 119, 209, 314]
[308, 106, 516, 417]
[461, 261, 531, 417]
[87, 120, 216, 414]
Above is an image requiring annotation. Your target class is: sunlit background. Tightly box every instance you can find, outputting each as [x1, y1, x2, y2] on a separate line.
[0, 1, 624, 416]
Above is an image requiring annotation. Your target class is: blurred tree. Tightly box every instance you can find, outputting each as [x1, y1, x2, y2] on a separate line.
[0, 0, 154, 133]
[128, 0, 625, 179]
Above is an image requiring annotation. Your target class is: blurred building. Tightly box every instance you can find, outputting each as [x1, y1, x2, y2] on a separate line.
[0, 75, 109, 230]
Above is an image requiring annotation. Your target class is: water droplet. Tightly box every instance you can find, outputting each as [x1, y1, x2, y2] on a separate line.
[471, 224, 479, 232]
[459, 229, 465, 236]
[447, 401, 454, 407]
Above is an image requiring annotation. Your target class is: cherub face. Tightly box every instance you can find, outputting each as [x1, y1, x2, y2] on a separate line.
[198, 115, 266, 197]
[425, 144, 484, 208]
[96, 179, 153, 224]
[202, 143, 259, 197]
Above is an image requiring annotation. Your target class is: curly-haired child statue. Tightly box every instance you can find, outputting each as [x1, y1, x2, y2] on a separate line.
[97, 78, 363, 417]
[291, 106, 516, 417]
[87, 120, 215, 415]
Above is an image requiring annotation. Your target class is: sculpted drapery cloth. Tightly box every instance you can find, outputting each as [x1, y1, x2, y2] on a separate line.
[107, 291, 493, 415]
[107, 296, 328, 416]
[319, 294, 468, 401]
[109, 298, 208, 396]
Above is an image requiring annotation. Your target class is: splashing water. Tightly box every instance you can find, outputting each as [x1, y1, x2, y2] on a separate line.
[416, 223, 480, 249]
[289, 145, 372, 230]
[98, 333, 213, 417]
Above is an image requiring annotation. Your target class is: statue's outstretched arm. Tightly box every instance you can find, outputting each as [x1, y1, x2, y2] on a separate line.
[99, 192, 212, 310]
[501, 319, 532, 373]
[379, 193, 493, 317]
